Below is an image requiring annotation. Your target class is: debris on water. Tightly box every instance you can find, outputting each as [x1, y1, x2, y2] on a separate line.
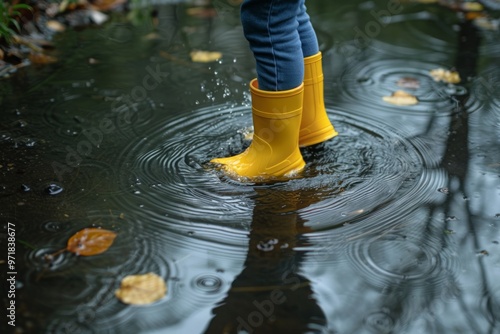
[444, 229, 455, 235]
[44, 182, 63, 195]
[495, 213, 500, 218]
[445, 216, 457, 221]
[20, 184, 31, 192]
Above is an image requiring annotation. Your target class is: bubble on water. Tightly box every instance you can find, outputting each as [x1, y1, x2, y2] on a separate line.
[193, 275, 224, 294]
[45, 182, 64, 195]
[364, 311, 394, 333]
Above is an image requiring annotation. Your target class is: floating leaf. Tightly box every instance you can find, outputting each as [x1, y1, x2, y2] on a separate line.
[429, 68, 461, 84]
[396, 77, 420, 89]
[190, 50, 222, 63]
[67, 228, 117, 256]
[115, 272, 167, 305]
[382, 90, 418, 106]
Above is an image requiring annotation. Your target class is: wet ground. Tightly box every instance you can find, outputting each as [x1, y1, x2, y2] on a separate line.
[1, 0, 500, 333]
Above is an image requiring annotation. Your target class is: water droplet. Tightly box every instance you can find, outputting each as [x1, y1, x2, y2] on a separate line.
[45, 183, 63, 195]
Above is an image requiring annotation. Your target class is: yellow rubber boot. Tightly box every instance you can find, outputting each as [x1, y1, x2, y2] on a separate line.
[211, 79, 305, 179]
[299, 52, 338, 147]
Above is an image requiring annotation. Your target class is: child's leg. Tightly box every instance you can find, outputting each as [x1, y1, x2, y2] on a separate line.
[296, 0, 339, 146]
[296, 0, 320, 58]
[240, 0, 304, 91]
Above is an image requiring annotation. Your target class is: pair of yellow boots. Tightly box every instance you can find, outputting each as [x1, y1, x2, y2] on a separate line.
[211, 52, 338, 179]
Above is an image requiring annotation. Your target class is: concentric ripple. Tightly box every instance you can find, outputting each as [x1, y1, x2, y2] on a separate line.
[113, 102, 442, 241]
[336, 58, 461, 115]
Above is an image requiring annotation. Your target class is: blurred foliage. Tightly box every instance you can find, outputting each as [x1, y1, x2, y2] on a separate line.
[0, 1, 32, 44]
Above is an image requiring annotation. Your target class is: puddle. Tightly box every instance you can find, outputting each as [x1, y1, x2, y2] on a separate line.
[1, 0, 499, 333]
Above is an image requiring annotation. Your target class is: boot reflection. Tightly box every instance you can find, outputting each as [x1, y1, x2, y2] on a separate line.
[204, 187, 327, 334]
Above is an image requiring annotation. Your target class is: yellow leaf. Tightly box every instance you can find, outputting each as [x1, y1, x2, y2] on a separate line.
[115, 273, 167, 305]
[190, 50, 222, 63]
[383, 90, 419, 106]
[429, 68, 461, 84]
[462, 2, 484, 11]
[66, 228, 117, 256]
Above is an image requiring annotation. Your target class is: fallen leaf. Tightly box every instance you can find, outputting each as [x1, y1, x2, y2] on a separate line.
[190, 50, 222, 63]
[67, 228, 117, 256]
[396, 77, 420, 89]
[474, 17, 499, 31]
[429, 68, 461, 84]
[186, 7, 218, 18]
[46, 20, 66, 32]
[29, 53, 58, 65]
[382, 90, 419, 106]
[90, 0, 127, 11]
[461, 2, 484, 11]
[115, 273, 167, 305]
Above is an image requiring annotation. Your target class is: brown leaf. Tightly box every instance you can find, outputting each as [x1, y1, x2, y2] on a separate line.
[67, 228, 117, 256]
[90, 0, 127, 11]
[396, 77, 420, 89]
[115, 273, 167, 305]
[383, 90, 419, 106]
[429, 68, 461, 84]
[29, 53, 58, 65]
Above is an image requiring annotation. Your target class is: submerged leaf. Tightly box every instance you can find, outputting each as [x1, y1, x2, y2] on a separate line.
[190, 50, 222, 63]
[115, 273, 167, 305]
[429, 68, 461, 84]
[382, 90, 419, 106]
[67, 228, 117, 256]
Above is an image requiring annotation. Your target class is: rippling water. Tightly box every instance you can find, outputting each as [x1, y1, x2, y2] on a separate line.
[1, 0, 499, 333]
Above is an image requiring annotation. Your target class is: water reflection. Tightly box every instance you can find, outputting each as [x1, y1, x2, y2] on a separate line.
[204, 187, 328, 333]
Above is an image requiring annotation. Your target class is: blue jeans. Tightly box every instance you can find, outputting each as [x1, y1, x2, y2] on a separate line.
[241, 0, 319, 91]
